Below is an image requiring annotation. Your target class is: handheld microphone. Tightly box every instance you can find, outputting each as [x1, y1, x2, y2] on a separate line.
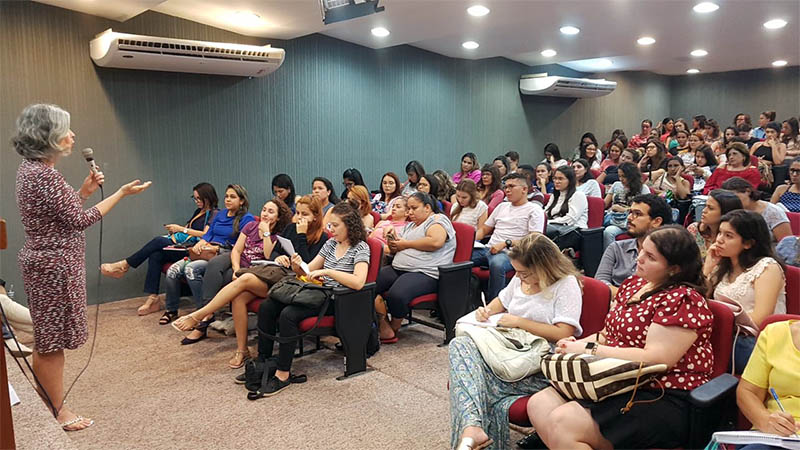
[81, 148, 100, 174]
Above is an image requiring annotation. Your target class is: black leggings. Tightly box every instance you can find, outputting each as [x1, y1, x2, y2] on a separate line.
[375, 266, 438, 319]
[257, 299, 333, 372]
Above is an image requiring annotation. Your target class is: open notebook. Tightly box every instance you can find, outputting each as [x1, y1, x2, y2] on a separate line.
[456, 310, 505, 328]
[711, 431, 800, 450]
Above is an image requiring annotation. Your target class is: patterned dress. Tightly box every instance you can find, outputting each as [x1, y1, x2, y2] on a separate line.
[16, 159, 102, 353]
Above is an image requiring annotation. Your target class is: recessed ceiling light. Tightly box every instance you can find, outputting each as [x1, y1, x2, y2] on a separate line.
[462, 41, 479, 50]
[467, 5, 490, 17]
[233, 11, 263, 27]
[540, 49, 557, 57]
[693, 2, 719, 13]
[687, 68, 700, 74]
[637, 37, 656, 46]
[763, 19, 788, 29]
[690, 49, 708, 57]
[772, 60, 788, 67]
[560, 26, 580, 35]
[371, 27, 390, 37]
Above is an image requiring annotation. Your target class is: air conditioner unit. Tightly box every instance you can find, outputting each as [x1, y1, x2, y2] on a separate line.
[519, 74, 616, 98]
[89, 29, 285, 77]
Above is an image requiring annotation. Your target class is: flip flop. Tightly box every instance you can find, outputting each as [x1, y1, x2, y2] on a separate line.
[60, 416, 94, 432]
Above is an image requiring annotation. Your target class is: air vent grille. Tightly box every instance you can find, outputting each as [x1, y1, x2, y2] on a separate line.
[116, 39, 275, 61]
[553, 79, 615, 91]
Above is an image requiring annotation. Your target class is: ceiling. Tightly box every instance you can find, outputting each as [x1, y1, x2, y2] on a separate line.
[35, 0, 800, 75]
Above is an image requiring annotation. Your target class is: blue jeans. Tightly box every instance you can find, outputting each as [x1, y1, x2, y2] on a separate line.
[603, 225, 625, 251]
[125, 236, 184, 295]
[471, 247, 513, 301]
[164, 259, 208, 312]
[733, 334, 757, 374]
[2, 323, 10, 339]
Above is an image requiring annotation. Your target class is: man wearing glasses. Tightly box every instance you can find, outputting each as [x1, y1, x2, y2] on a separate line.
[472, 173, 545, 300]
[595, 194, 672, 297]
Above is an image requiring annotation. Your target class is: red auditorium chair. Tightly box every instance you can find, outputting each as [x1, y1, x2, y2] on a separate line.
[760, 313, 800, 330]
[441, 200, 452, 218]
[578, 196, 606, 277]
[598, 183, 606, 198]
[787, 211, 800, 236]
[250, 237, 383, 380]
[404, 222, 475, 344]
[785, 265, 799, 315]
[370, 210, 381, 226]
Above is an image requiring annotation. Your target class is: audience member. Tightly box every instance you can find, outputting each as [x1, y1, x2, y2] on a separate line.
[681, 132, 704, 164]
[340, 185, 374, 229]
[648, 156, 691, 200]
[751, 122, 787, 165]
[750, 110, 776, 140]
[722, 177, 792, 242]
[370, 197, 409, 254]
[694, 114, 709, 134]
[526, 226, 713, 450]
[371, 172, 402, 219]
[477, 164, 505, 213]
[579, 142, 602, 170]
[542, 142, 568, 169]
[687, 189, 743, 260]
[433, 169, 457, 204]
[255, 202, 369, 396]
[667, 120, 689, 150]
[416, 173, 444, 211]
[639, 139, 668, 177]
[704, 119, 722, 147]
[603, 162, 649, 249]
[599, 139, 621, 172]
[164, 184, 255, 344]
[602, 128, 626, 152]
[659, 117, 673, 142]
[450, 179, 488, 231]
[771, 159, 800, 212]
[402, 160, 425, 196]
[777, 236, 800, 268]
[534, 163, 554, 194]
[704, 210, 786, 373]
[597, 146, 635, 186]
[703, 142, 761, 193]
[451, 233, 583, 450]
[100, 182, 218, 315]
[505, 151, 520, 173]
[493, 155, 511, 178]
[737, 124, 761, 148]
[271, 173, 297, 212]
[687, 145, 717, 193]
[713, 126, 737, 156]
[544, 166, 588, 252]
[628, 119, 652, 149]
[572, 158, 602, 198]
[472, 173, 545, 300]
[516, 164, 546, 205]
[311, 176, 338, 215]
[671, 129, 690, 155]
[737, 319, 800, 439]
[734, 112, 752, 129]
[782, 117, 799, 158]
[453, 152, 481, 184]
[375, 192, 456, 343]
[341, 168, 367, 200]
[573, 133, 598, 161]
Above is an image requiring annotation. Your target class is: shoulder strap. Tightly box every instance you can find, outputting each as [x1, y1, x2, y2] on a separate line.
[256, 292, 332, 344]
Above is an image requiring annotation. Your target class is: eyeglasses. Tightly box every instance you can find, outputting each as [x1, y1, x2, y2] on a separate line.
[790, 168, 800, 174]
[628, 209, 647, 219]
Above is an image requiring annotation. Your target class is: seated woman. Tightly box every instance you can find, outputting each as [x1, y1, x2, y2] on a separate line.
[311, 177, 338, 215]
[100, 182, 218, 315]
[705, 210, 787, 373]
[453, 152, 481, 184]
[597, 147, 636, 186]
[578, 142, 602, 171]
[433, 169, 457, 205]
[603, 162, 649, 250]
[173, 195, 328, 367]
[194, 198, 293, 328]
[369, 197, 408, 255]
[271, 173, 297, 212]
[416, 173, 444, 211]
[374, 192, 455, 342]
[722, 177, 792, 243]
[341, 168, 367, 201]
[687, 189, 742, 260]
[371, 172, 402, 220]
[573, 158, 602, 198]
[687, 145, 717, 194]
[638, 139, 668, 178]
[703, 142, 762, 194]
[526, 225, 714, 450]
[671, 128, 690, 155]
[680, 132, 704, 165]
[255, 202, 369, 396]
[542, 143, 568, 169]
[402, 160, 425, 196]
[737, 319, 800, 442]
[771, 159, 800, 213]
[478, 164, 505, 213]
[450, 179, 488, 231]
[163, 184, 255, 345]
[544, 166, 588, 252]
[751, 121, 788, 166]
[647, 156, 691, 200]
[534, 163, 554, 194]
[598, 139, 621, 176]
[493, 155, 511, 178]
[327, 185, 374, 229]
[451, 232, 583, 450]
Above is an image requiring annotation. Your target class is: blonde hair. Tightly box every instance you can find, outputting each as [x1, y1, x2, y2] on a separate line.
[508, 232, 582, 297]
[348, 185, 372, 217]
[451, 179, 479, 222]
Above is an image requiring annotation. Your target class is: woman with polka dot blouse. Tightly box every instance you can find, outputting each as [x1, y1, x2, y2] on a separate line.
[526, 226, 714, 449]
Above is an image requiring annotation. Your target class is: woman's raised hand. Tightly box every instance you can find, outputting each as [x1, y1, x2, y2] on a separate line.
[296, 216, 309, 234]
[119, 179, 152, 197]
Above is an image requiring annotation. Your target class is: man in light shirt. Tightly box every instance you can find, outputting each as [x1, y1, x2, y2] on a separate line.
[471, 173, 545, 300]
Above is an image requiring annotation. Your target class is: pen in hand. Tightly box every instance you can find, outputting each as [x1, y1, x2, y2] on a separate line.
[770, 387, 799, 438]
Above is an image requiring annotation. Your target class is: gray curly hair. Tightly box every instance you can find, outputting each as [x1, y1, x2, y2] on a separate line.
[11, 104, 71, 160]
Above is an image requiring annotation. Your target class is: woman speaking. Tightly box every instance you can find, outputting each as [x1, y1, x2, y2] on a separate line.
[13, 104, 151, 431]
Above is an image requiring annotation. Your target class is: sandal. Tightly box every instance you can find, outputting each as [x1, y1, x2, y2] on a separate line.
[100, 261, 128, 279]
[159, 311, 179, 325]
[228, 350, 251, 369]
[172, 314, 200, 332]
[137, 295, 163, 316]
[60, 416, 94, 432]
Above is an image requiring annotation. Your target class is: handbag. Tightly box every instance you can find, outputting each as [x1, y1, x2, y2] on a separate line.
[269, 276, 331, 309]
[540, 353, 667, 412]
[455, 323, 551, 382]
[188, 244, 219, 261]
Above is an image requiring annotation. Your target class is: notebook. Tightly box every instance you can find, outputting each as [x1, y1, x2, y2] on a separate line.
[711, 431, 800, 450]
[456, 310, 505, 328]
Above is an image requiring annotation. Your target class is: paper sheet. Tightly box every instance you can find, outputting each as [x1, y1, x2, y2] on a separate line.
[473, 241, 486, 249]
[8, 382, 19, 406]
[274, 235, 295, 256]
[456, 310, 505, 328]
[712, 431, 800, 449]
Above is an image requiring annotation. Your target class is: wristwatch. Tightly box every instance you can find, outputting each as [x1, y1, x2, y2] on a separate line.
[183, 228, 189, 234]
[263, 230, 271, 238]
[585, 342, 598, 356]
[505, 239, 513, 249]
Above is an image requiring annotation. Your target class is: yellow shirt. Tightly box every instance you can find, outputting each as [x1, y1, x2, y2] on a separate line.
[741, 320, 800, 422]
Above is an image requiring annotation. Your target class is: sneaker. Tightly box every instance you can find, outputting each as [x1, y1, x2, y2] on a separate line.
[234, 372, 246, 384]
[4, 338, 32, 357]
[262, 375, 291, 397]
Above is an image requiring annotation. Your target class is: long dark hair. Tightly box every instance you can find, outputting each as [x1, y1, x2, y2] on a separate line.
[493, 155, 511, 175]
[421, 173, 441, 200]
[409, 191, 442, 214]
[341, 168, 367, 199]
[330, 202, 367, 246]
[573, 158, 595, 183]
[709, 210, 781, 295]
[782, 117, 799, 144]
[618, 162, 643, 203]
[271, 174, 296, 209]
[225, 184, 250, 235]
[721, 176, 760, 203]
[578, 132, 598, 149]
[379, 172, 402, 204]
[479, 164, 502, 198]
[405, 160, 426, 186]
[698, 189, 742, 239]
[695, 145, 718, 167]
[646, 139, 667, 171]
[640, 225, 706, 300]
[460, 152, 479, 175]
[547, 166, 576, 219]
[267, 197, 293, 235]
[544, 143, 562, 160]
[312, 176, 339, 205]
[193, 182, 218, 210]
[579, 143, 600, 167]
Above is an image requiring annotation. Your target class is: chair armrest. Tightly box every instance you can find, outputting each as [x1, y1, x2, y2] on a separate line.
[579, 227, 604, 277]
[439, 260, 474, 274]
[437, 261, 474, 343]
[334, 282, 376, 378]
[689, 373, 739, 408]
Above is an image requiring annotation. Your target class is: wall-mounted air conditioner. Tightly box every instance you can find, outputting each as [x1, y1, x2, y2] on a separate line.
[519, 74, 616, 98]
[89, 29, 285, 77]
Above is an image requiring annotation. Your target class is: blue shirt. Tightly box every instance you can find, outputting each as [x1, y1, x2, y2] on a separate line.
[202, 211, 255, 247]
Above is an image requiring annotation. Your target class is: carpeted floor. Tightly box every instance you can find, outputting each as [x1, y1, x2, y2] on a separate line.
[9, 296, 462, 449]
